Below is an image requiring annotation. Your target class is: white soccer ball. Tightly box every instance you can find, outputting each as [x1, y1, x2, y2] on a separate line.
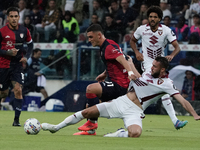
[24, 118, 41, 135]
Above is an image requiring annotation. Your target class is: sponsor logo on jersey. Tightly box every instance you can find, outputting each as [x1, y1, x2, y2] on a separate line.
[171, 30, 175, 36]
[20, 33, 24, 38]
[149, 36, 158, 44]
[5, 35, 10, 38]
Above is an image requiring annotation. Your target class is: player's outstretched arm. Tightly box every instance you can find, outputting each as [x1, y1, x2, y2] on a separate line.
[165, 40, 180, 62]
[173, 94, 200, 120]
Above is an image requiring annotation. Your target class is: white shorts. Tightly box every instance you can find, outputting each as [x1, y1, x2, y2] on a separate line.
[96, 95, 145, 129]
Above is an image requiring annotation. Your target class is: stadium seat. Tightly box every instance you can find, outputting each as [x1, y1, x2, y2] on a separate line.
[122, 34, 132, 43]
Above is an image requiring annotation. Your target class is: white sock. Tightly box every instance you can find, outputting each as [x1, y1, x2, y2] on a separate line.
[118, 131, 128, 137]
[162, 95, 178, 124]
[56, 111, 84, 130]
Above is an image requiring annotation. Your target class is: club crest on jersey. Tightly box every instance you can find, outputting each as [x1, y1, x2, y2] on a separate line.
[157, 78, 164, 85]
[158, 30, 163, 35]
[20, 33, 24, 38]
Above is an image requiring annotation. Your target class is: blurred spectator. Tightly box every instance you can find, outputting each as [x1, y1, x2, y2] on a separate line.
[30, 5, 43, 26]
[62, 10, 79, 43]
[23, 48, 48, 99]
[36, 0, 60, 42]
[185, 0, 200, 27]
[92, 0, 107, 24]
[188, 14, 200, 44]
[181, 70, 196, 101]
[131, 3, 148, 32]
[0, 0, 14, 25]
[90, 13, 102, 26]
[52, 30, 72, 77]
[61, 0, 83, 25]
[160, 0, 172, 19]
[163, 16, 175, 33]
[168, 0, 189, 20]
[108, 0, 120, 19]
[23, 15, 37, 41]
[43, 30, 72, 77]
[103, 14, 120, 43]
[115, 0, 138, 35]
[174, 16, 189, 42]
[18, 0, 30, 24]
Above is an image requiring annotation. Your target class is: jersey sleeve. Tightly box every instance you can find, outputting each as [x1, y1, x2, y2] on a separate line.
[164, 79, 179, 96]
[133, 26, 142, 40]
[26, 28, 32, 43]
[166, 26, 177, 43]
[104, 44, 123, 60]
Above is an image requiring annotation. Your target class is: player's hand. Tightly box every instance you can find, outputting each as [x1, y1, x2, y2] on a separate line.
[6, 48, 18, 56]
[128, 74, 137, 81]
[165, 55, 173, 62]
[135, 52, 144, 61]
[96, 72, 107, 82]
[19, 57, 27, 64]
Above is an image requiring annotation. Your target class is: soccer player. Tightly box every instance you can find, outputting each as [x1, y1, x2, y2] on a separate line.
[41, 56, 200, 137]
[0, 7, 33, 126]
[129, 5, 187, 129]
[73, 24, 137, 135]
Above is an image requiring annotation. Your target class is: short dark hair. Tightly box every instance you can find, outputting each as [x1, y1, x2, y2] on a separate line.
[155, 56, 169, 70]
[7, 7, 19, 15]
[86, 24, 103, 34]
[32, 48, 41, 55]
[147, 5, 163, 20]
[164, 16, 171, 20]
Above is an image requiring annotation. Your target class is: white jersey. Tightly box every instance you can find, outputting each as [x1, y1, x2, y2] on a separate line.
[134, 24, 176, 71]
[128, 71, 179, 110]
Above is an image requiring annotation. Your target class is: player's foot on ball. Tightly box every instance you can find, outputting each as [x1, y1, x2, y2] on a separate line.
[174, 120, 188, 130]
[104, 128, 125, 137]
[78, 120, 98, 131]
[12, 119, 21, 127]
[73, 130, 96, 135]
[41, 123, 58, 133]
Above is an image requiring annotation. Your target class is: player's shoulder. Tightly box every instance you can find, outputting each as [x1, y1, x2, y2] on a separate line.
[0, 25, 8, 31]
[105, 39, 119, 48]
[160, 24, 171, 31]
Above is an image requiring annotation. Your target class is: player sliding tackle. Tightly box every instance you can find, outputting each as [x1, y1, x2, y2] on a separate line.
[42, 56, 200, 138]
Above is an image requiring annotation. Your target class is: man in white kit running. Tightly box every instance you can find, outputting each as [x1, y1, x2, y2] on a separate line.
[130, 5, 187, 129]
[41, 56, 200, 138]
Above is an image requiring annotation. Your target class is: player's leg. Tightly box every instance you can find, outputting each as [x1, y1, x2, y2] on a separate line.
[104, 95, 144, 138]
[41, 105, 101, 133]
[39, 87, 48, 99]
[162, 94, 188, 129]
[75, 82, 102, 133]
[12, 81, 23, 126]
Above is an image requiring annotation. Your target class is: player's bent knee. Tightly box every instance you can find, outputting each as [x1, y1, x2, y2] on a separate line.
[128, 125, 142, 138]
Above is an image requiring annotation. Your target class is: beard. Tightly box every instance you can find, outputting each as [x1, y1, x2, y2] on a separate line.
[152, 71, 160, 78]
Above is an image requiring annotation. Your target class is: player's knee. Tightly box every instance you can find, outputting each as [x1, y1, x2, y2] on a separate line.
[128, 125, 142, 138]
[81, 109, 90, 118]
[13, 86, 22, 95]
[86, 84, 94, 93]
[128, 130, 141, 138]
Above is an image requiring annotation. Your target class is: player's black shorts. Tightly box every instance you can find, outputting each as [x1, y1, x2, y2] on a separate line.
[0, 66, 24, 91]
[99, 81, 128, 102]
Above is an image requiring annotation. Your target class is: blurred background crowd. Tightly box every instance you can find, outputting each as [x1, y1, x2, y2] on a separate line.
[0, 0, 199, 44]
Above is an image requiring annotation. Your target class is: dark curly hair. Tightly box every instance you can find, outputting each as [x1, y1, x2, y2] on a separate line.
[147, 5, 163, 20]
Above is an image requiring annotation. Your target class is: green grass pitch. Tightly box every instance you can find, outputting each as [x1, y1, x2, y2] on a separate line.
[0, 111, 199, 150]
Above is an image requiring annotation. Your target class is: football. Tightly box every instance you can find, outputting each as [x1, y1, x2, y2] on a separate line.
[24, 118, 41, 135]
